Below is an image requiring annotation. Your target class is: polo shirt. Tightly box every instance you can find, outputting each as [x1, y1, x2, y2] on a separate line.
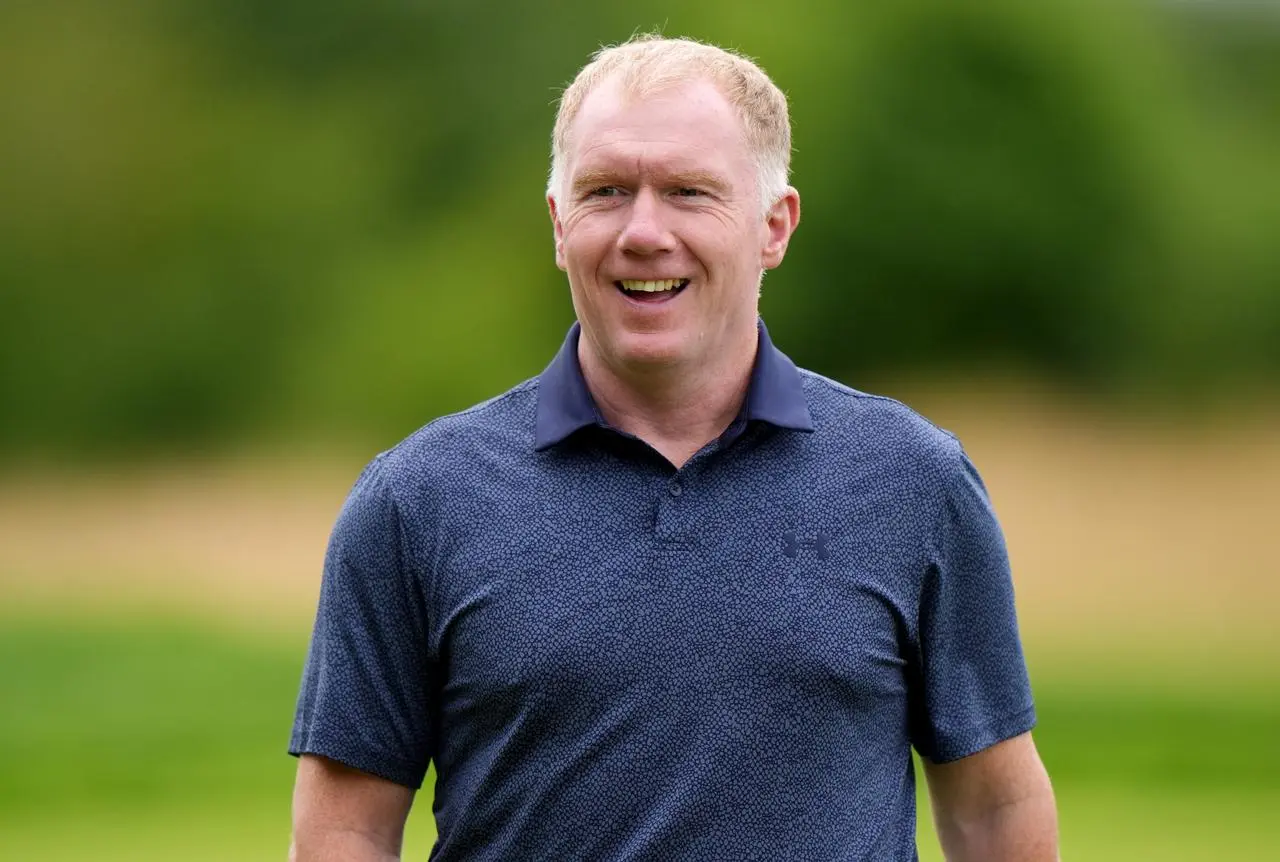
[289, 320, 1036, 861]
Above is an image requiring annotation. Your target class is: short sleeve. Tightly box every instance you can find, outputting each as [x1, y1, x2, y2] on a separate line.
[909, 440, 1036, 763]
[288, 456, 432, 788]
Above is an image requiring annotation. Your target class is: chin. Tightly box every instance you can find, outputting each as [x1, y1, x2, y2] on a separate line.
[611, 331, 690, 368]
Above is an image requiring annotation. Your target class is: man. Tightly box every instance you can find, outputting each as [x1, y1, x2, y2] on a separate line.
[289, 35, 1059, 861]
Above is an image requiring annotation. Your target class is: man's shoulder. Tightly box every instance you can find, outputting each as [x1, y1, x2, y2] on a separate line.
[796, 368, 962, 465]
[368, 377, 542, 484]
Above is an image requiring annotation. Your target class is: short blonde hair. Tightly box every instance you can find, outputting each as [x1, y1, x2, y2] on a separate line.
[548, 35, 792, 212]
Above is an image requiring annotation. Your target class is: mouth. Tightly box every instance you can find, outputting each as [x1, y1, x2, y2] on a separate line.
[614, 278, 690, 303]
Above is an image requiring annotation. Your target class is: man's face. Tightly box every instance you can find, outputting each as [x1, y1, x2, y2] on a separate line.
[549, 77, 797, 372]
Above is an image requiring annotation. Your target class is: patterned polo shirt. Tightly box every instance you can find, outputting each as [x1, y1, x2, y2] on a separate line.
[289, 320, 1036, 861]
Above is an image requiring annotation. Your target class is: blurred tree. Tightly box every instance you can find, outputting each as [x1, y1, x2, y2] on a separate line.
[0, 0, 1276, 457]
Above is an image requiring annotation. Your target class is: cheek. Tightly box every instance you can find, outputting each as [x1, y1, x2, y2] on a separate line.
[694, 232, 757, 277]
[688, 213, 756, 257]
[562, 218, 614, 267]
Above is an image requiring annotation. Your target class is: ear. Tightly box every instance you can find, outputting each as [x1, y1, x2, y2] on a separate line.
[761, 186, 800, 270]
[548, 194, 567, 272]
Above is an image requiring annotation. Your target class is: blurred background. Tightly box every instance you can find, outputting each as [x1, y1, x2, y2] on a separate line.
[1, 0, 1277, 858]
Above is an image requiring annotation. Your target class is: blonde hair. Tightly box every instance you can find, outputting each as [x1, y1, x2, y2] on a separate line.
[548, 35, 792, 213]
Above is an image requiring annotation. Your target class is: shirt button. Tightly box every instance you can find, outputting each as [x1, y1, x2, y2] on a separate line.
[668, 480, 683, 497]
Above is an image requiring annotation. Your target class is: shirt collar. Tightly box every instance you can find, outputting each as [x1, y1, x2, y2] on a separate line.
[534, 319, 814, 451]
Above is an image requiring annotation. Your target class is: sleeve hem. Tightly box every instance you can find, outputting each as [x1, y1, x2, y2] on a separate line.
[289, 731, 427, 790]
[917, 704, 1037, 764]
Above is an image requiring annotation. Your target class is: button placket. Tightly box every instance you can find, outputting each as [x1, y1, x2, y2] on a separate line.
[654, 474, 693, 544]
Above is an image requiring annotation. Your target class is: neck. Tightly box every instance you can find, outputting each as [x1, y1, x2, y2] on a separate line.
[578, 327, 758, 469]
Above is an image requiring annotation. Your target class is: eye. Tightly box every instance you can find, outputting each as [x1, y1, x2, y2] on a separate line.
[590, 186, 622, 198]
[674, 187, 704, 197]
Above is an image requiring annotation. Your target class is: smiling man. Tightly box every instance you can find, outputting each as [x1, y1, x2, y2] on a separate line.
[289, 36, 1059, 861]
[546, 69, 796, 469]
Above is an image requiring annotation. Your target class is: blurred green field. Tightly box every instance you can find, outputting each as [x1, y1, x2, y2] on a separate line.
[2, 613, 1277, 860]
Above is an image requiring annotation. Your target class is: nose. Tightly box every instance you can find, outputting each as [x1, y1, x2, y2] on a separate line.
[617, 189, 675, 256]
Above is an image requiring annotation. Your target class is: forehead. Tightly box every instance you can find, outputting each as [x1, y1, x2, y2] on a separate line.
[565, 77, 753, 182]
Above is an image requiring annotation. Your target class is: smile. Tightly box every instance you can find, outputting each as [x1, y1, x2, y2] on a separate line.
[615, 279, 690, 302]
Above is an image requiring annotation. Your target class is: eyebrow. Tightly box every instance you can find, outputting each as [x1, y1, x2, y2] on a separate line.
[570, 169, 622, 195]
[668, 170, 731, 193]
[570, 167, 732, 195]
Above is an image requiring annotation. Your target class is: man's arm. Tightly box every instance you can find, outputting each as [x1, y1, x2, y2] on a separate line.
[921, 731, 1058, 862]
[290, 754, 416, 862]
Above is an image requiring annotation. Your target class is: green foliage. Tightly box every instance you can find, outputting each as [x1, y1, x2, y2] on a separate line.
[1, 0, 1278, 455]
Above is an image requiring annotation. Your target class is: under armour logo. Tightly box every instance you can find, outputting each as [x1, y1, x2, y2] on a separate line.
[782, 530, 831, 560]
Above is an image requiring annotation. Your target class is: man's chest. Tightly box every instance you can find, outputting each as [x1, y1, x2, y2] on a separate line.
[423, 469, 927, 723]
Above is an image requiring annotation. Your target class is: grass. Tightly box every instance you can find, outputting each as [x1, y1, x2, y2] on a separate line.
[5, 395, 1276, 858]
[1, 615, 1278, 860]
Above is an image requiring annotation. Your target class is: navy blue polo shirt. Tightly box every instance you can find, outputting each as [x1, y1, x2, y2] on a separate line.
[290, 321, 1035, 861]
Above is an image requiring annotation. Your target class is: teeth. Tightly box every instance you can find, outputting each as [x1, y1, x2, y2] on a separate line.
[620, 279, 685, 293]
